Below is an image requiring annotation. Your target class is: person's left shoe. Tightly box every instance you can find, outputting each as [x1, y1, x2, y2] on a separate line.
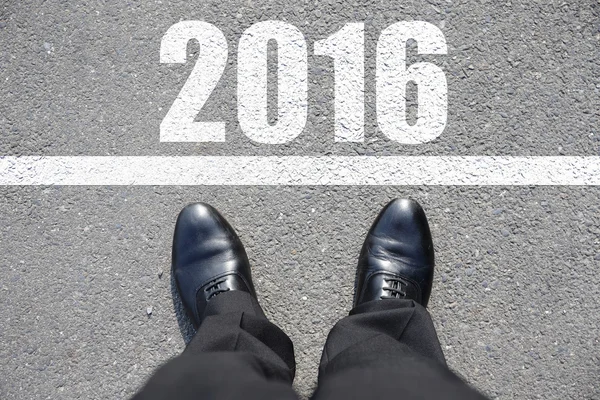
[172, 203, 258, 329]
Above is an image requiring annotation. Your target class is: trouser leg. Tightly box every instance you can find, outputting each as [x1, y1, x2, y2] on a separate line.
[132, 291, 298, 400]
[312, 299, 489, 400]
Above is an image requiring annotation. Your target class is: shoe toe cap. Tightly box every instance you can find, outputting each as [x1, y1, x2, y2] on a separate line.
[371, 199, 431, 243]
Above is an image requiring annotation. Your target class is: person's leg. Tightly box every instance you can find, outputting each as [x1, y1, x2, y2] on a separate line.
[132, 204, 297, 400]
[312, 199, 489, 400]
[133, 291, 297, 400]
[313, 299, 487, 399]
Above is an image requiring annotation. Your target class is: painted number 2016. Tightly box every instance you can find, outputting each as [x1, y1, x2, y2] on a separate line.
[160, 20, 447, 144]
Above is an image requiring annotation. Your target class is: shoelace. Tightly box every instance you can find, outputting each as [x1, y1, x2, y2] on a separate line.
[380, 277, 407, 299]
[205, 278, 231, 300]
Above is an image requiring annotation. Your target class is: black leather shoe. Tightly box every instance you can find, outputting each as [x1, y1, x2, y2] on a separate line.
[172, 203, 257, 328]
[354, 199, 435, 308]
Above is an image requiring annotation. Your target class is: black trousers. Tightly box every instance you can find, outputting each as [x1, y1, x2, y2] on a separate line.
[133, 291, 489, 399]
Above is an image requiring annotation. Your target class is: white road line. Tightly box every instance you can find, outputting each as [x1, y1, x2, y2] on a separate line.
[0, 156, 599, 185]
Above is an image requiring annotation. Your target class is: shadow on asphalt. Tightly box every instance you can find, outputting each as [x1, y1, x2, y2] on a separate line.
[170, 271, 195, 345]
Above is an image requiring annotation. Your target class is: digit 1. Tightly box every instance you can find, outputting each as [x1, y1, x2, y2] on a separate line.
[314, 23, 365, 142]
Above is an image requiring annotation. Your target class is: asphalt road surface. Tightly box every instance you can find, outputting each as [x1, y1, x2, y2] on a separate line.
[1, 1, 599, 399]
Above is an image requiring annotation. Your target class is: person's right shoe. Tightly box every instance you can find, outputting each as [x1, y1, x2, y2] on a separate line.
[354, 199, 435, 308]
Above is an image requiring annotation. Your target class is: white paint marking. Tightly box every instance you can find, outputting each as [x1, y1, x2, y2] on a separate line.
[377, 21, 448, 143]
[238, 21, 308, 143]
[160, 21, 229, 142]
[314, 23, 365, 142]
[0, 156, 599, 185]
